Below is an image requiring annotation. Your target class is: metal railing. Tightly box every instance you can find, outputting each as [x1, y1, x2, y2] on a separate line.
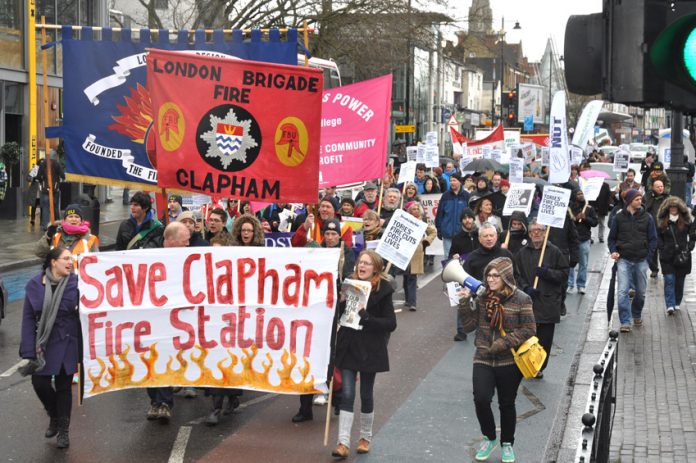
[575, 330, 619, 463]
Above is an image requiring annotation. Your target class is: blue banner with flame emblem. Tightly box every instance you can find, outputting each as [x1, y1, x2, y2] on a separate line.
[58, 26, 298, 189]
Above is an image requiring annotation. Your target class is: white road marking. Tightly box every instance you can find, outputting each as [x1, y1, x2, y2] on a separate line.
[167, 425, 192, 463]
[0, 360, 27, 378]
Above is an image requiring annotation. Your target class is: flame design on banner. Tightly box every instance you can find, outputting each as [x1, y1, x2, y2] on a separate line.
[87, 344, 319, 395]
[108, 83, 153, 144]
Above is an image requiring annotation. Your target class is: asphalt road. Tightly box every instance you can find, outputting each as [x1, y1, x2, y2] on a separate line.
[0, 243, 608, 462]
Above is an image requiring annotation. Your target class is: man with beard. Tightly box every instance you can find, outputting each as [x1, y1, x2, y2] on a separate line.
[379, 188, 401, 227]
[513, 219, 569, 377]
[354, 182, 379, 217]
[449, 208, 479, 261]
[453, 222, 512, 342]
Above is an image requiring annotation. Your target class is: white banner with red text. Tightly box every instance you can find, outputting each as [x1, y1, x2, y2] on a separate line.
[78, 247, 339, 399]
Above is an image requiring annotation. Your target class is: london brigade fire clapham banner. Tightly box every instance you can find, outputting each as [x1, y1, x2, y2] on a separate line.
[148, 49, 323, 203]
[78, 247, 339, 399]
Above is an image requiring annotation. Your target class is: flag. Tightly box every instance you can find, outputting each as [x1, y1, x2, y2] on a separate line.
[59, 26, 298, 189]
[148, 49, 323, 203]
[548, 91, 570, 184]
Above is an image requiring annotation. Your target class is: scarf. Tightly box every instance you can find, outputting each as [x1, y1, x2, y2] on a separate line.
[485, 290, 506, 335]
[20, 269, 69, 376]
[61, 220, 90, 236]
[670, 214, 679, 222]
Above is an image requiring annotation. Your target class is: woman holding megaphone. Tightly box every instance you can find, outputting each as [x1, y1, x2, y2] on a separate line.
[457, 257, 536, 463]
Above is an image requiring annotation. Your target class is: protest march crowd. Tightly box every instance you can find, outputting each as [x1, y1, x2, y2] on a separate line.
[18, 143, 696, 462]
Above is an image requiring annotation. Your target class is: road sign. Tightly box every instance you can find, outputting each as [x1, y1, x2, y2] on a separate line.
[395, 124, 416, 133]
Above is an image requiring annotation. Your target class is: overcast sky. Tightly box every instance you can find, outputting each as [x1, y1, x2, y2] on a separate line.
[448, 0, 603, 62]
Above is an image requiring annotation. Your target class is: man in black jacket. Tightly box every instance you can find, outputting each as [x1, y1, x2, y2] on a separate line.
[513, 219, 569, 377]
[448, 208, 479, 261]
[589, 181, 612, 243]
[568, 190, 598, 294]
[608, 189, 657, 332]
[453, 222, 512, 341]
[116, 191, 164, 250]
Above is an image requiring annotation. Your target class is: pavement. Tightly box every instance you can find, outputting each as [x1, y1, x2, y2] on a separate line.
[3, 197, 696, 461]
[0, 186, 132, 272]
[549, 254, 696, 462]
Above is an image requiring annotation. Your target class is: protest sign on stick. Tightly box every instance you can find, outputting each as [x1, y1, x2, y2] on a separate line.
[425, 145, 439, 168]
[416, 143, 426, 163]
[613, 147, 630, 172]
[420, 194, 443, 256]
[375, 209, 427, 270]
[579, 177, 604, 201]
[397, 161, 417, 185]
[509, 158, 524, 184]
[537, 185, 571, 229]
[406, 146, 417, 162]
[502, 183, 536, 216]
[78, 247, 339, 399]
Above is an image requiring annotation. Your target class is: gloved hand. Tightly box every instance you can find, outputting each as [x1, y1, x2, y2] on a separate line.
[46, 224, 58, 239]
[525, 287, 539, 298]
[535, 265, 548, 277]
[488, 338, 507, 355]
[357, 309, 370, 323]
[422, 241, 430, 250]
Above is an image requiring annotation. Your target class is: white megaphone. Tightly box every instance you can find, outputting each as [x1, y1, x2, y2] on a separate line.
[441, 259, 486, 298]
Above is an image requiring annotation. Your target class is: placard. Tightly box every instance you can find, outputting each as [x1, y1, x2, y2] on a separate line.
[339, 279, 371, 330]
[541, 147, 550, 166]
[425, 145, 439, 168]
[420, 194, 444, 256]
[425, 131, 438, 146]
[375, 208, 428, 270]
[508, 158, 524, 184]
[570, 146, 584, 166]
[502, 183, 536, 216]
[397, 161, 417, 185]
[416, 143, 426, 163]
[613, 148, 630, 173]
[579, 177, 604, 202]
[406, 146, 418, 162]
[537, 185, 571, 228]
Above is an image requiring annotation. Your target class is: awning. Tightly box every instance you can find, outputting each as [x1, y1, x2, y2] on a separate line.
[597, 110, 632, 124]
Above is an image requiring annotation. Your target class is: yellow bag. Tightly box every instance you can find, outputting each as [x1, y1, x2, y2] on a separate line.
[510, 336, 547, 379]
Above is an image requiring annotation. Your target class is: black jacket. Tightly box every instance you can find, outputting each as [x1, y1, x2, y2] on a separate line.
[570, 202, 599, 242]
[590, 182, 612, 216]
[335, 281, 396, 373]
[449, 227, 479, 259]
[608, 206, 658, 262]
[115, 212, 164, 250]
[513, 242, 569, 324]
[463, 243, 513, 280]
[189, 232, 209, 247]
[548, 211, 580, 266]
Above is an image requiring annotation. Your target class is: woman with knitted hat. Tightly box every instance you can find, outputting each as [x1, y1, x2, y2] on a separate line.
[458, 257, 536, 463]
[35, 203, 99, 265]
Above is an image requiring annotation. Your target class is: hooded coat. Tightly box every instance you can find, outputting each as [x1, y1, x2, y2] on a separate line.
[656, 196, 696, 275]
[505, 211, 529, 255]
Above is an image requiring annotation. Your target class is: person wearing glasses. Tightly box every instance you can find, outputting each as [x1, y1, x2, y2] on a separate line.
[513, 219, 569, 378]
[205, 207, 232, 243]
[457, 257, 536, 463]
[20, 247, 79, 449]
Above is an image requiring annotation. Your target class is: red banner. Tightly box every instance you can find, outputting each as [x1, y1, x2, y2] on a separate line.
[520, 134, 550, 147]
[469, 124, 504, 147]
[147, 49, 323, 203]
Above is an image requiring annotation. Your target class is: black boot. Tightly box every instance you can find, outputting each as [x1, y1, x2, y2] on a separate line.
[56, 417, 70, 449]
[292, 394, 313, 422]
[45, 414, 58, 438]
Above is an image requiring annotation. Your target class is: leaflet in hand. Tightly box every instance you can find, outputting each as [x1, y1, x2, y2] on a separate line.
[340, 279, 372, 330]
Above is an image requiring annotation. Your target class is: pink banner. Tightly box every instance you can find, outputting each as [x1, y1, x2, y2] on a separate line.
[319, 75, 392, 187]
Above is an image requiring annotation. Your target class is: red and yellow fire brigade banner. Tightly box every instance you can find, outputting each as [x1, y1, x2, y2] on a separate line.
[147, 49, 324, 203]
[78, 247, 339, 399]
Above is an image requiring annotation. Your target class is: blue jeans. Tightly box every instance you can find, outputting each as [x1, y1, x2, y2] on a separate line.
[663, 273, 686, 308]
[403, 272, 418, 306]
[568, 240, 591, 289]
[147, 387, 174, 407]
[617, 258, 649, 325]
[442, 238, 452, 262]
[686, 182, 693, 208]
[339, 369, 376, 414]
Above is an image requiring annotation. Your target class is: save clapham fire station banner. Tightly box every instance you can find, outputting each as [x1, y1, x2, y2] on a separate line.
[318, 75, 392, 187]
[58, 26, 298, 189]
[78, 247, 339, 399]
[148, 49, 323, 202]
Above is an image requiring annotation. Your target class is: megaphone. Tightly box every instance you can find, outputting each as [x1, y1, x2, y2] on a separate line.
[441, 259, 486, 298]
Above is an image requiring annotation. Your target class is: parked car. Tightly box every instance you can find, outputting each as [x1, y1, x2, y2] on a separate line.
[598, 146, 619, 161]
[629, 143, 656, 163]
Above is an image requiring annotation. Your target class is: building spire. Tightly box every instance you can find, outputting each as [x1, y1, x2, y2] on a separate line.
[468, 0, 493, 35]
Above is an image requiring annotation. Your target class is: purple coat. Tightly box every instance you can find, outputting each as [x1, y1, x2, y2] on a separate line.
[20, 273, 80, 376]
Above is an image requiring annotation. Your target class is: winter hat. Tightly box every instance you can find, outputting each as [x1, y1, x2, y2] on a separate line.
[64, 204, 83, 220]
[321, 218, 341, 235]
[652, 162, 664, 172]
[500, 179, 510, 188]
[320, 196, 337, 211]
[363, 181, 378, 191]
[450, 172, 463, 183]
[460, 208, 476, 220]
[484, 257, 516, 290]
[168, 194, 183, 207]
[176, 211, 195, 223]
[623, 188, 642, 205]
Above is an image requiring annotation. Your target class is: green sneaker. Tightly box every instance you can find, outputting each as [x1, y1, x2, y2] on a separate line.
[501, 442, 516, 463]
[475, 437, 498, 461]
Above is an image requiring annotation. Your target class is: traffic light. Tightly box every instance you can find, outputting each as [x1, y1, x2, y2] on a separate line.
[564, 0, 696, 113]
